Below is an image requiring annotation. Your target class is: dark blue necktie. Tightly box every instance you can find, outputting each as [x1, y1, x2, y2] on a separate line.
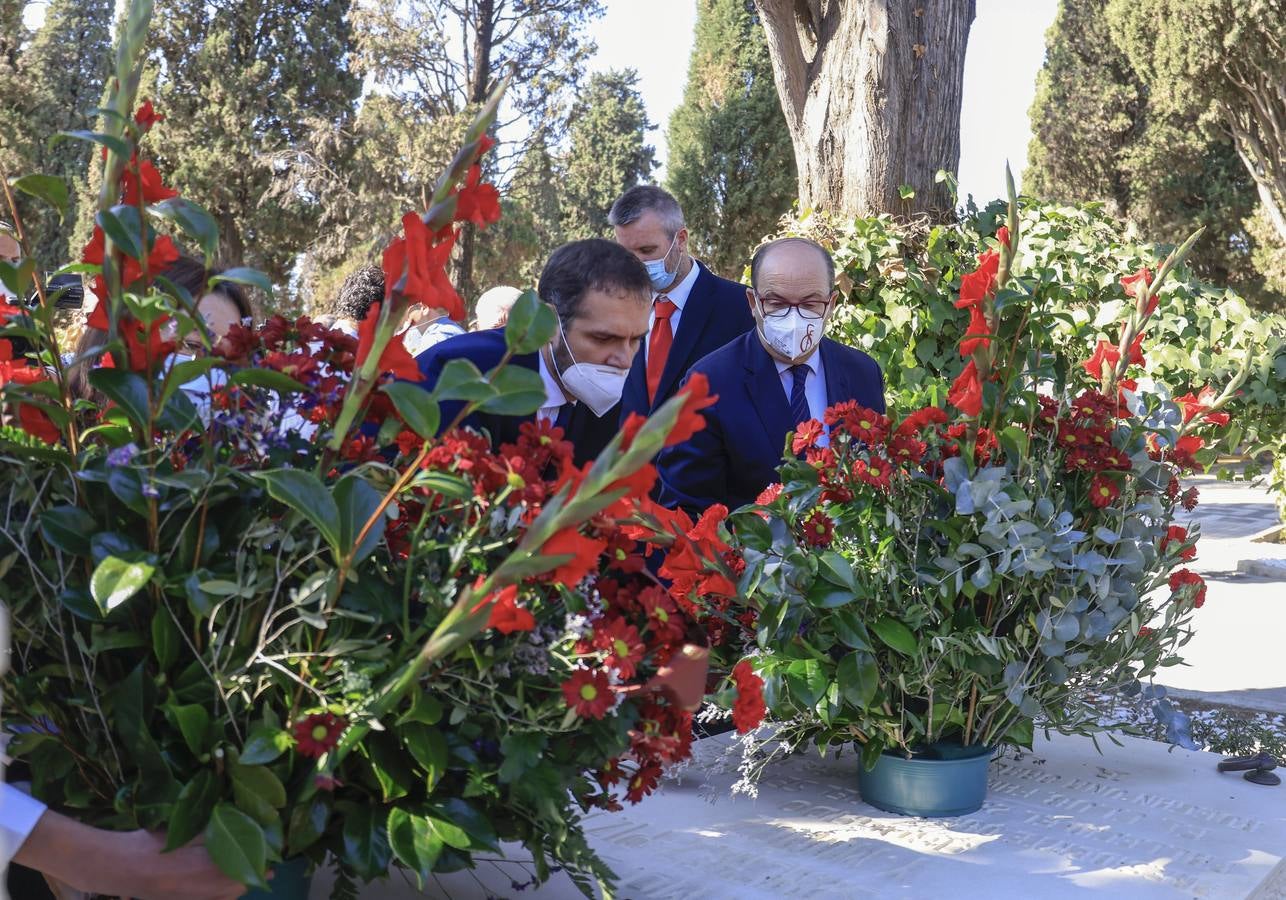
[554, 402, 574, 432]
[788, 362, 813, 427]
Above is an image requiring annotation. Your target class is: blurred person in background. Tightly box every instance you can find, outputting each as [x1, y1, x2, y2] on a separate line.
[473, 285, 521, 330]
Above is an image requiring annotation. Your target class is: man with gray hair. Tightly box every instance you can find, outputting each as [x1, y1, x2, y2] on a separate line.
[657, 237, 885, 513]
[609, 185, 755, 422]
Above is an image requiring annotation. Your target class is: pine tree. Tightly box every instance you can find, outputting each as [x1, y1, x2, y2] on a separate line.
[20, 0, 114, 265]
[560, 69, 656, 240]
[666, 0, 796, 276]
[0, 1, 32, 196]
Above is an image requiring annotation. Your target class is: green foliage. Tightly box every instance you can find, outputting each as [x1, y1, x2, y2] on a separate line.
[1025, 0, 1281, 311]
[775, 199, 1286, 458]
[560, 69, 657, 240]
[666, 0, 797, 277]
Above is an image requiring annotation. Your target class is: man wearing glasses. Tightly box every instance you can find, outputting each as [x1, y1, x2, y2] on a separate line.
[658, 237, 885, 513]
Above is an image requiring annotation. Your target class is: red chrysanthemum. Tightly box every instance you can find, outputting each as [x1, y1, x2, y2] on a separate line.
[841, 406, 890, 445]
[561, 668, 613, 719]
[800, 510, 834, 548]
[292, 712, 347, 758]
[1180, 486, 1200, 511]
[731, 660, 766, 734]
[947, 359, 983, 417]
[1088, 474, 1120, 508]
[638, 586, 686, 644]
[594, 617, 646, 679]
[1168, 568, 1207, 609]
[854, 457, 893, 491]
[792, 418, 824, 453]
[596, 757, 625, 788]
[625, 760, 662, 803]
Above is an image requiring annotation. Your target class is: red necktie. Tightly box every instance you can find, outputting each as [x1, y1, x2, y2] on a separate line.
[647, 297, 677, 404]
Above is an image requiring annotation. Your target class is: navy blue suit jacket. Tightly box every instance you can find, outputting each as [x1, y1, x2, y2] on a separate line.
[415, 329, 619, 467]
[657, 332, 886, 514]
[620, 261, 756, 421]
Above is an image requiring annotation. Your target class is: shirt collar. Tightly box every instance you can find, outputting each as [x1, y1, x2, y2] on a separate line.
[655, 257, 701, 309]
[537, 350, 567, 409]
[773, 347, 825, 379]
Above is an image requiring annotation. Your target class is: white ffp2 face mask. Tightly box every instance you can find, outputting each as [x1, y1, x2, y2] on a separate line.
[555, 325, 629, 417]
[758, 307, 823, 363]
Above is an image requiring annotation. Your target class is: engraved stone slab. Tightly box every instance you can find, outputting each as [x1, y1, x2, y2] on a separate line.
[313, 732, 1286, 899]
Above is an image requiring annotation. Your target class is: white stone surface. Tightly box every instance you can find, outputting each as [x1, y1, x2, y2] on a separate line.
[314, 731, 1286, 899]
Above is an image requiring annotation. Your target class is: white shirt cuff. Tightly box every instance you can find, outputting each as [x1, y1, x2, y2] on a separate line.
[0, 783, 47, 864]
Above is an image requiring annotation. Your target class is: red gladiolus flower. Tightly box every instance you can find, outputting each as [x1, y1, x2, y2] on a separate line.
[1082, 340, 1120, 382]
[562, 668, 613, 719]
[731, 660, 766, 734]
[955, 250, 999, 310]
[382, 213, 465, 322]
[1175, 387, 1229, 427]
[292, 712, 347, 758]
[355, 302, 423, 382]
[1122, 266, 1155, 313]
[665, 372, 717, 447]
[134, 99, 164, 132]
[474, 584, 535, 634]
[996, 226, 1011, 248]
[1168, 568, 1207, 608]
[1089, 474, 1120, 508]
[121, 156, 178, 207]
[1122, 332, 1145, 367]
[542, 527, 608, 586]
[625, 760, 662, 803]
[959, 304, 991, 357]
[455, 165, 502, 228]
[800, 510, 834, 547]
[1160, 526, 1197, 561]
[792, 418, 824, 453]
[948, 360, 983, 417]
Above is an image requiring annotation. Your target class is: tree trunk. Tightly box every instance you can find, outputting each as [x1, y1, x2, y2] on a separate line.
[755, 0, 974, 221]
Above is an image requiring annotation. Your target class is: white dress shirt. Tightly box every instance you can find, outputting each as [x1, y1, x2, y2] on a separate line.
[402, 317, 466, 357]
[645, 258, 701, 362]
[775, 351, 829, 445]
[1, 783, 46, 865]
[535, 351, 570, 425]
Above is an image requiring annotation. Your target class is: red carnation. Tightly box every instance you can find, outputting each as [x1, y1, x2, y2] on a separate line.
[792, 418, 824, 453]
[800, 510, 834, 547]
[1160, 525, 1197, 561]
[1089, 474, 1120, 508]
[755, 483, 783, 506]
[1168, 568, 1207, 608]
[292, 712, 347, 758]
[731, 660, 766, 734]
[948, 360, 983, 417]
[562, 668, 613, 719]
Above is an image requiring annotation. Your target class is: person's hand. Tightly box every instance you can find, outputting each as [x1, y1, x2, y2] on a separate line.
[16, 809, 259, 900]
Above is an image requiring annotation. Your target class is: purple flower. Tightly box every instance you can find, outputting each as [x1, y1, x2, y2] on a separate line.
[142, 482, 160, 498]
[107, 444, 139, 467]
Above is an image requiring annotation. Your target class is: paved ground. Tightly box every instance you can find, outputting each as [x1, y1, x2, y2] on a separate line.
[1157, 471, 1286, 713]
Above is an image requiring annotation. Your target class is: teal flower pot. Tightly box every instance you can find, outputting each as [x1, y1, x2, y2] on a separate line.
[857, 743, 994, 817]
[240, 857, 312, 900]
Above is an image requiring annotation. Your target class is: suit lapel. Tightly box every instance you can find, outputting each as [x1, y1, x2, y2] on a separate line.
[654, 262, 715, 406]
[819, 339, 850, 411]
[744, 337, 793, 453]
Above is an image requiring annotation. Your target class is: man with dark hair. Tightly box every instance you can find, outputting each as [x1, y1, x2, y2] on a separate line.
[609, 185, 755, 422]
[416, 239, 651, 465]
[657, 237, 885, 513]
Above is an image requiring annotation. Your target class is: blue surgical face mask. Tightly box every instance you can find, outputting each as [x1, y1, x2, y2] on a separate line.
[643, 234, 679, 291]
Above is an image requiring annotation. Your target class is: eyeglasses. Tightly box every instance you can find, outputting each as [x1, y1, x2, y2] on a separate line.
[754, 292, 830, 320]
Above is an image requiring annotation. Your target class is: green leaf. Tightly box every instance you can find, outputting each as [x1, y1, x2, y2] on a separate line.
[164, 770, 219, 851]
[229, 368, 307, 394]
[817, 551, 857, 591]
[230, 757, 286, 827]
[210, 267, 273, 295]
[836, 651, 879, 709]
[251, 469, 340, 551]
[90, 554, 155, 614]
[832, 608, 873, 651]
[95, 205, 145, 261]
[402, 723, 447, 791]
[334, 473, 385, 565]
[432, 358, 496, 402]
[429, 798, 498, 852]
[150, 198, 218, 258]
[151, 608, 181, 671]
[165, 703, 212, 756]
[55, 129, 132, 160]
[871, 616, 918, 655]
[899, 184, 916, 200]
[205, 804, 269, 891]
[998, 425, 1030, 462]
[39, 505, 96, 556]
[287, 795, 330, 856]
[397, 689, 443, 726]
[784, 659, 828, 710]
[340, 803, 392, 881]
[477, 365, 546, 416]
[387, 809, 444, 886]
[239, 724, 292, 766]
[503, 290, 558, 354]
[9, 174, 68, 222]
[89, 369, 151, 430]
[367, 732, 415, 802]
[381, 382, 441, 439]
[498, 732, 546, 784]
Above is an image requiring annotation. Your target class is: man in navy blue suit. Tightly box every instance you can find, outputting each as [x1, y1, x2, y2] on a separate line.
[658, 237, 886, 513]
[416, 239, 651, 466]
[609, 186, 755, 422]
